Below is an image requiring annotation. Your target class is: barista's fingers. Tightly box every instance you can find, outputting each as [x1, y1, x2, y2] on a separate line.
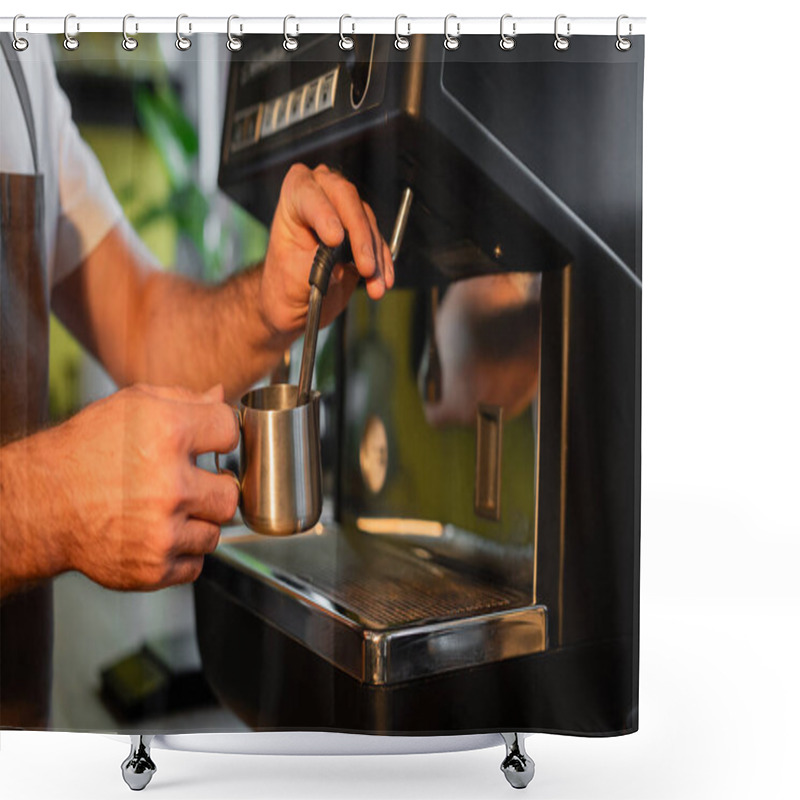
[181, 468, 239, 524]
[170, 517, 223, 558]
[322, 264, 360, 324]
[202, 384, 225, 403]
[182, 402, 240, 456]
[284, 164, 345, 248]
[312, 167, 379, 289]
[362, 201, 391, 297]
[163, 554, 207, 587]
[383, 240, 395, 288]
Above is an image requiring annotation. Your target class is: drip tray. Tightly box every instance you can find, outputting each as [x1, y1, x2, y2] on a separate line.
[201, 524, 547, 685]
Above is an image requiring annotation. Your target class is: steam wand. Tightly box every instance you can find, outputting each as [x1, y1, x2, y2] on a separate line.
[296, 187, 415, 408]
[296, 240, 348, 407]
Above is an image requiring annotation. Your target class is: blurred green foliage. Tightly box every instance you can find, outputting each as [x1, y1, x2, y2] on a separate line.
[126, 81, 267, 281]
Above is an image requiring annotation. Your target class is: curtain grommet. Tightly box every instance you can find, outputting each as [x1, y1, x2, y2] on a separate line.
[616, 15, 632, 51]
[554, 14, 570, 51]
[227, 15, 242, 52]
[122, 14, 138, 51]
[63, 13, 79, 51]
[283, 16, 299, 52]
[12, 15, 29, 51]
[444, 14, 460, 51]
[500, 14, 516, 50]
[395, 15, 410, 51]
[175, 14, 192, 51]
[339, 14, 355, 51]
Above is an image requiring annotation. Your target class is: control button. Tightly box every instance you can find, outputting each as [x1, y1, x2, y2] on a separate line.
[302, 80, 319, 117]
[230, 107, 259, 150]
[260, 101, 274, 137]
[273, 95, 289, 132]
[288, 90, 303, 125]
[318, 70, 336, 111]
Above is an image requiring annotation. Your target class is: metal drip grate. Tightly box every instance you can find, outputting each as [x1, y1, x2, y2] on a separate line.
[209, 524, 546, 684]
[224, 525, 530, 629]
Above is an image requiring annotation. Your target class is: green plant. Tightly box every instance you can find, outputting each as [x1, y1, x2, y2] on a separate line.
[124, 81, 266, 280]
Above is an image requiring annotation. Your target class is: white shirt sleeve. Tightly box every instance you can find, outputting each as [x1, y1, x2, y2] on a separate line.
[43, 54, 125, 285]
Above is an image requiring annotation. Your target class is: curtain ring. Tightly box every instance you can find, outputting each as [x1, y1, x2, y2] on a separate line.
[283, 16, 298, 51]
[12, 15, 28, 51]
[616, 14, 632, 51]
[444, 14, 460, 51]
[175, 14, 192, 50]
[227, 15, 242, 52]
[122, 14, 138, 51]
[63, 14, 79, 51]
[339, 15, 354, 50]
[554, 14, 570, 51]
[499, 14, 516, 51]
[394, 15, 410, 51]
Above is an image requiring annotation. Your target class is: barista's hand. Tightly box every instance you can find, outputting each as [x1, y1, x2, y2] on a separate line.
[60, 383, 239, 591]
[260, 163, 394, 341]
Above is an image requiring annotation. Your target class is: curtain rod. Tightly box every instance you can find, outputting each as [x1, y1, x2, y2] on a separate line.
[0, 16, 646, 37]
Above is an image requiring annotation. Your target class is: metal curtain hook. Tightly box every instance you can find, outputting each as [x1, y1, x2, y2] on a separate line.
[339, 15, 354, 50]
[63, 13, 79, 51]
[283, 16, 298, 51]
[122, 14, 138, 51]
[227, 15, 242, 52]
[176, 14, 191, 50]
[395, 15, 410, 51]
[616, 14, 632, 51]
[444, 14, 460, 51]
[12, 15, 28, 51]
[554, 14, 570, 51]
[500, 14, 516, 50]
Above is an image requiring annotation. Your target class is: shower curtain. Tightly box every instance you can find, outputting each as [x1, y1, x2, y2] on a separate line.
[1, 20, 643, 765]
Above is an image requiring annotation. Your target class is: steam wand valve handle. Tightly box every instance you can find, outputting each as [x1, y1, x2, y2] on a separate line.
[308, 239, 349, 294]
[296, 239, 350, 407]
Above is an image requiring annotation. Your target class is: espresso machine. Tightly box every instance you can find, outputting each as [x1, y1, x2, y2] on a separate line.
[190, 31, 642, 776]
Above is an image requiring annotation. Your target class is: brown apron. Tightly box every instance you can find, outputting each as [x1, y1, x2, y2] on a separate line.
[0, 33, 53, 729]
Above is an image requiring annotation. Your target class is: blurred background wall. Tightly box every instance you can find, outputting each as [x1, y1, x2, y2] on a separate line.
[48, 33, 265, 730]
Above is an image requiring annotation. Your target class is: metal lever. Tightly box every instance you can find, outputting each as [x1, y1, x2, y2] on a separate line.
[297, 240, 349, 407]
[297, 187, 412, 408]
[390, 187, 413, 262]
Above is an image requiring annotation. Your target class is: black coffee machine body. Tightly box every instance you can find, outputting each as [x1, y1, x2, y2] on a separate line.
[195, 33, 642, 735]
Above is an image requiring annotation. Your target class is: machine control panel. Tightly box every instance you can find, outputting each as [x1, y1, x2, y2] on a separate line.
[229, 68, 339, 154]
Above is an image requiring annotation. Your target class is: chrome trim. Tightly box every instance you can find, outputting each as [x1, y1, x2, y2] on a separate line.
[204, 524, 547, 685]
[349, 35, 376, 110]
[356, 517, 443, 536]
[363, 606, 546, 685]
[475, 404, 503, 520]
[558, 265, 571, 644]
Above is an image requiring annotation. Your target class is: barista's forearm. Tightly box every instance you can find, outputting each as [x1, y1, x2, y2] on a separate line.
[0, 427, 76, 598]
[53, 224, 290, 403]
[128, 264, 289, 400]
